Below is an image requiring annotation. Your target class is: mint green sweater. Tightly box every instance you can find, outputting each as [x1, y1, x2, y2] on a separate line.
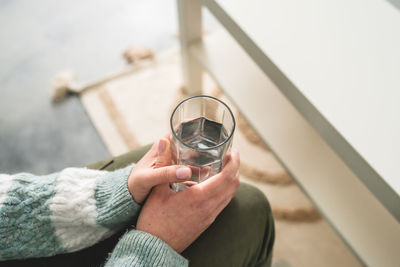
[0, 165, 188, 266]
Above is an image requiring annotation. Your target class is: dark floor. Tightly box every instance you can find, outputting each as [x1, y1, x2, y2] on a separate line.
[0, 0, 217, 175]
[0, 0, 176, 174]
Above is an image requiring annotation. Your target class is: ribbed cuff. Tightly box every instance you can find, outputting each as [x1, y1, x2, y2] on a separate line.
[95, 164, 141, 229]
[105, 230, 188, 267]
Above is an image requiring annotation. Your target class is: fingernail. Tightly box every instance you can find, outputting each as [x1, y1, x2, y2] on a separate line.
[158, 139, 166, 154]
[176, 167, 191, 180]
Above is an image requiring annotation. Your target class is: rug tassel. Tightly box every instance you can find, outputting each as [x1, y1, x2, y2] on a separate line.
[50, 46, 154, 102]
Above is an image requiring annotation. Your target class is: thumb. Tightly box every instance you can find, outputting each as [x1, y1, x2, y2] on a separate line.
[155, 138, 172, 168]
[147, 165, 192, 187]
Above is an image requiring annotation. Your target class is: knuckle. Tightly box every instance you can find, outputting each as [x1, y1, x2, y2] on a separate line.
[155, 159, 166, 167]
[227, 173, 236, 184]
[219, 169, 231, 181]
[160, 167, 171, 180]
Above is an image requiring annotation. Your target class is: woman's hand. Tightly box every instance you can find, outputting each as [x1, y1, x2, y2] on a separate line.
[136, 149, 240, 253]
[127, 137, 191, 204]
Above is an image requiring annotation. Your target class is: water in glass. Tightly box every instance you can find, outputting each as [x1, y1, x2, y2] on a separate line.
[172, 116, 229, 191]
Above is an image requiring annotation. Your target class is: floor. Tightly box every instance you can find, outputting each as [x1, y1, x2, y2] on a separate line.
[0, 0, 207, 174]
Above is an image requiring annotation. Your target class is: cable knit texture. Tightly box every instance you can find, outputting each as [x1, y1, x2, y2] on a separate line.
[0, 165, 188, 266]
[0, 172, 64, 259]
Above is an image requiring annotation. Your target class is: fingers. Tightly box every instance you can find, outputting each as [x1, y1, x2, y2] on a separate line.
[205, 170, 239, 216]
[136, 136, 173, 168]
[155, 138, 172, 168]
[136, 142, 159, 167]
[180, 173, 238, 227]
[145, 165, 192, 188]
[163, 132, 172, 140]
[197, 149, 240, 197]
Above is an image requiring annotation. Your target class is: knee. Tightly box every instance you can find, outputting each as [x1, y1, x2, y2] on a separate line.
[183, 183, 275, 267]
[240, 183, 274, 237]
[241, 182, 275, 248]
[234, 183, 274, 226]
[227, 183, 275, 264]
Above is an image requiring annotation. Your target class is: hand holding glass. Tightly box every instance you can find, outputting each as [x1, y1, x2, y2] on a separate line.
[170, 95, 235, 191]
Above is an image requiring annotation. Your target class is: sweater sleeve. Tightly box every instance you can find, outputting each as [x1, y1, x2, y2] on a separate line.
[105, 230, 188, 267]
[0, 164, 140, 261]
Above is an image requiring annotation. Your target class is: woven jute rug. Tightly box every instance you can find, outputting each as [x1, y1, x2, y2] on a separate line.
[78, 47, 360, 267]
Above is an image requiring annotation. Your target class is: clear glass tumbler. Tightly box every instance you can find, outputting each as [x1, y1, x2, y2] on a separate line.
[170, 95, 236, 191]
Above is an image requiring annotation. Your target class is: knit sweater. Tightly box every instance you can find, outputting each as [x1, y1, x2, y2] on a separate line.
[0, 165, 188, 266]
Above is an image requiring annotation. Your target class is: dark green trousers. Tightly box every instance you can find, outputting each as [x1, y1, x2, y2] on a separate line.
[5, 145, 275, 267]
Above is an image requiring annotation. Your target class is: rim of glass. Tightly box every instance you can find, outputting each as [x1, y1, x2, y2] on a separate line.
[170, 95, 236, 151]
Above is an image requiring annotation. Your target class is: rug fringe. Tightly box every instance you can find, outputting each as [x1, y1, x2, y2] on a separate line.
[240, 162, 293, 185]
[98, 87, 141, 150]
[272, 206, 321, 222]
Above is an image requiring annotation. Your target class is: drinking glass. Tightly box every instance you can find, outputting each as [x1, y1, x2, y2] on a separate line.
[170, 95, 235, 191]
